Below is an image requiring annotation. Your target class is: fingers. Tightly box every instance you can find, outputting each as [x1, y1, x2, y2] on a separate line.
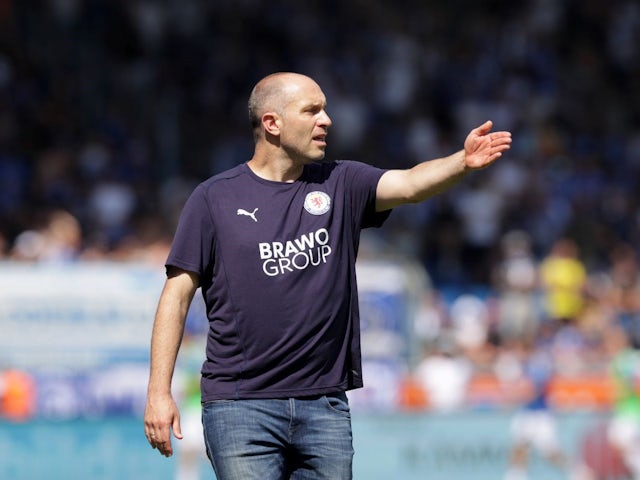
[491, 130, 512, 139]
[145, 424, 174, 457]
[486, 131, 512, 151]
[472, 121, 514, 144]
[489, 138, 512, 157]
[491, 133, 512, 147]
[148, 430, 174, 457]
[146, 429, 157, 448]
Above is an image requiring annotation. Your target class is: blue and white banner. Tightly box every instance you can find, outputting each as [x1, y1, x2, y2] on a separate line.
[0, 262, 165, 369]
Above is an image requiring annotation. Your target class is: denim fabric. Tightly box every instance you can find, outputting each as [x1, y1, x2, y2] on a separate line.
[202, 392, 354, 480]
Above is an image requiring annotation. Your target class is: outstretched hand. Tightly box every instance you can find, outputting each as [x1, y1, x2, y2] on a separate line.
[464, 120, 512, 169]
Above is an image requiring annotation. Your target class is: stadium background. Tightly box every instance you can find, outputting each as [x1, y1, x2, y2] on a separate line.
[0, 0, 639, 478]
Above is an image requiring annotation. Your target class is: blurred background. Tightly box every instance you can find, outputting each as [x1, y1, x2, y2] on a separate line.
[1, 0, 639, 479]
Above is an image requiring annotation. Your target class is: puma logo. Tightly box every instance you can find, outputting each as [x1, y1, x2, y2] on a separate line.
[237, 208, 258, 222]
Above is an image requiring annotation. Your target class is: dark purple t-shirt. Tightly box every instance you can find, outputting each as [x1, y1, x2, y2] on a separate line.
[166, 160, 390, 401]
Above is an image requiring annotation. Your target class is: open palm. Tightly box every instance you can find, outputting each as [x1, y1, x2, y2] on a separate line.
[464, 120, 512, 169]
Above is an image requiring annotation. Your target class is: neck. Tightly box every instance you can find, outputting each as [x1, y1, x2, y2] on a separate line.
[247, 151, 305, 183]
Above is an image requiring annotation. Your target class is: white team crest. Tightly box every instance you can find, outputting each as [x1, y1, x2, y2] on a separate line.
[304, 191, 331, 215]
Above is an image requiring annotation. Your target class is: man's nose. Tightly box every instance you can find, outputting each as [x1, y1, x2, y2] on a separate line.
[319, 111, 332, 128]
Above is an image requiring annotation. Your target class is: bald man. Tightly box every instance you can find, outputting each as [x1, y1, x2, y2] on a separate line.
[144, 72, 511, 479]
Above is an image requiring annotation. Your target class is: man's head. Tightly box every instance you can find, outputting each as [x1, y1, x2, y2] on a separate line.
[248, 72, 332, 162]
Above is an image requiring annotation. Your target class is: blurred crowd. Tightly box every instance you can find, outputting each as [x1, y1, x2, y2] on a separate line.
[401, 232, 640, 407]
[1, 0, 640, 410]
[0, 0, 638, 270]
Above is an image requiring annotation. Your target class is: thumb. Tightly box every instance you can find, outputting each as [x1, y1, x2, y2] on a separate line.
[172, 414, 183, 440]
[474, 120, 493, 135]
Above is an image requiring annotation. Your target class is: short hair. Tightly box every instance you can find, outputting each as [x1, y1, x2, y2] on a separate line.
[248, 75, 284, 140]
[247, 72, 306, 141]
[247, 85, 266, 131]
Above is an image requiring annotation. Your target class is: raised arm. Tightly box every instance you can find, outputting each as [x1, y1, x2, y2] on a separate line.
[144, 267, 199, 457]
[376, 121, 512, 211]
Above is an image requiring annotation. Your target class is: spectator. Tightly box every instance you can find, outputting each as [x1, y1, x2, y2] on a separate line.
[414, 334, 472, 412]
[0, 368, 36, 421]
[603, 243, 640, 348]
[499, 337, 571, 480]
[10, 209, 82, 262]
[493, 230, 540, 344]
[539, 237, 587, 325]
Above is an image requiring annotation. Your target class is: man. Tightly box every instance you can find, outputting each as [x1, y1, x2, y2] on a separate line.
[144, 72, 511, 479]
[503, 337, 569, 480]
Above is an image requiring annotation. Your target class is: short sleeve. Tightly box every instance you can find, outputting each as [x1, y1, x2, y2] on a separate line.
[165, 185, 215, 278]
[340, 161, 391, 229]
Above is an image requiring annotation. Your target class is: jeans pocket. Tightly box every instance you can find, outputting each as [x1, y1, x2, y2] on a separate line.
[323, 392, 351, 417]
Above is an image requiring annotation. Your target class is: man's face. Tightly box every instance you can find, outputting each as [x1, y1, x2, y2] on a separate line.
[278, 79, 332, 163]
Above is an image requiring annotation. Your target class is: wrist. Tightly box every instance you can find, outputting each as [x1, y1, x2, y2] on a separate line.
[147, 381, 173, 397]
[458, 150, 470, 173]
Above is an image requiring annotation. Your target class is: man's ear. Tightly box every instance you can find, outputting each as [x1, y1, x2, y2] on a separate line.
[262, 113, 282, 137]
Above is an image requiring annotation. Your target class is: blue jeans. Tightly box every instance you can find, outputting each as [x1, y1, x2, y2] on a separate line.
[201, 392, 354, 480]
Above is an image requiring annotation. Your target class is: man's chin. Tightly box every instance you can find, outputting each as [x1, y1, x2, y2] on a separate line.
[295, 148, 327, 164]
[306, 152, 326, 163]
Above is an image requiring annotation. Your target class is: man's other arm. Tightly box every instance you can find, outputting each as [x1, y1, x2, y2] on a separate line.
[144, 267, 199, 457]
[376, 120, 512, 212]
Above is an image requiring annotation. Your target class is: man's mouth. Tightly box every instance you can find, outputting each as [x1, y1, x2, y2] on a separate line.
[313, 135, 327, 146]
